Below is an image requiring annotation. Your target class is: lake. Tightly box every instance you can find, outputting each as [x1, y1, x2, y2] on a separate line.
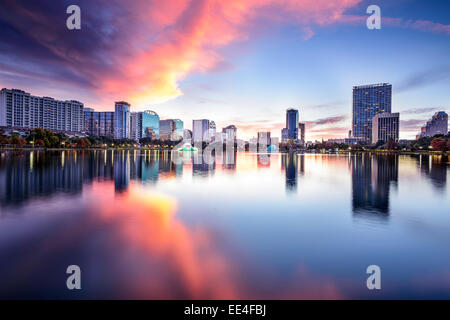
[0, 150, 449, 299]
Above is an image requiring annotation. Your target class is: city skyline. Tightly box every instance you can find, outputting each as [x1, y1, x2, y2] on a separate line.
[0, 0, 449, 140]
[1, 85, 447, 144]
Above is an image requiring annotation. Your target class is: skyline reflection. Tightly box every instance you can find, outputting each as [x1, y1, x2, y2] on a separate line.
[0, 150, 449, 299]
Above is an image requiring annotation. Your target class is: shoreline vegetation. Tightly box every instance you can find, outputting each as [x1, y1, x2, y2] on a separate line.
[0, 128, 449, 155]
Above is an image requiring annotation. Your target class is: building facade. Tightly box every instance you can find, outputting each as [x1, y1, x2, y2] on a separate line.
[193, 119, 210, 143]
[114, 101, 131, 139]
[298, 122, 305, 143]
[159, 119, 176, 141]
[352, 83, 392, 142]
[372, 112, 399, 144]
[0, 88, 84, 133]
[222, 125, 237, 143]
[172, 119, 184, 141]
[130, 110, 159, 141]
[286, 108, 299, 141]
[84, 109, 115, 138]
[257, 131, 271, 146]
[416, 111, 448, 139]
[209, 121, 216, 142]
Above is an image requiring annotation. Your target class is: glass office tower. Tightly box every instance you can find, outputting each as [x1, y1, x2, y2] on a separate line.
[114, 101, 131, 139]
[172, 119, 184, 140]
[142, 110, 159, 140]
[286, 108, 299, 141]
[193, 119, 210, 143]
[352, 83, 392, 142]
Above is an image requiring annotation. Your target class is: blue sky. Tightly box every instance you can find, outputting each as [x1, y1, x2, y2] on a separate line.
[0, 0, 449, 139]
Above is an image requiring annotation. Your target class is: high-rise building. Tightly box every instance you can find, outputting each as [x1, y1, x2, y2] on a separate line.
[286, 108, 299, 141]
[0, 88, 84, 133]
[372, 112, 399, 144]
[130, 110, 159, 141]
[352, 83, 392, 142]
[209, 121, 216, 142]
[298, 122, 305, 143]
[416, 111, 448, 139]
[159, 119, 176, 141]
[222, 125, 237, 143]
[281, 128, 288, 143]
[172, 119, 184, 140]
[257, 131, 271, 145]
[84, 109, 115, 138]
[114, 101, 131, 139]
[193, 119, 210, 143]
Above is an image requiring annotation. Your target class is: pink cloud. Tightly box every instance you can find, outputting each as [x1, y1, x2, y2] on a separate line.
[99, 0, 363, 106]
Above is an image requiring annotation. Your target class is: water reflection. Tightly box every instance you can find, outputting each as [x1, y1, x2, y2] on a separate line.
[281, 153, 304, 193]
[351, 153, 398, 218]
[414, 154, 448, 192]
[0, 150, 449, 299]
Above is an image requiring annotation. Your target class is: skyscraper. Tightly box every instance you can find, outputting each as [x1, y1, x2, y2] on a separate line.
[352, 83, 392, 142]
[222, 125, 237, 143]
[372, 112, 399, 144]
[286, 108, 299, 141]
[209, 121, 216, 142]
[159, 119, 176, 141]
[193, 119, 210, 143]
[416, 111, 448, 139]
[298, 122, 305, 143]
[281, 128, 288, 143]
[84, 109, 115, 138]
[172, 119, 184, 140]
[257, 131, 271, 145]
[0, 88, 84, 133]
[114, 101, 131, 139]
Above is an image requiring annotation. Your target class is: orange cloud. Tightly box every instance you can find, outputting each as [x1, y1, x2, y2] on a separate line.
[100, 0, 363, 106]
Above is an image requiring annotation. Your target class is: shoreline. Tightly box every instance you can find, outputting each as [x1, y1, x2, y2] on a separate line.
[0, 146, 448, 156]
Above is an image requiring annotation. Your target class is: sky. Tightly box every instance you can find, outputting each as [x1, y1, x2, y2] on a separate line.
[0, 0, 449, 140]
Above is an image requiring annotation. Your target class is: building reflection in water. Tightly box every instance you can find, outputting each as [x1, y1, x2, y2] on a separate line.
[0, 150, 187, 207]
[281, 153, 304, 193]
[192, 152, 216, 177]
[414, 154, 448, 192]
[350, 153, 398, 219]
[223, 150, 237, 170]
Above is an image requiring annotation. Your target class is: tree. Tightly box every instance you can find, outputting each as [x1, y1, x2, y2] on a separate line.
[35, 139, 45, 147]
[431, 137, 447, 152]
[386, 139, 397, 151]
[10, 136, 26, 146]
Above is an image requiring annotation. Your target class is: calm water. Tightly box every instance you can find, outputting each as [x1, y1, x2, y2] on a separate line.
[0, 150, 449, 299]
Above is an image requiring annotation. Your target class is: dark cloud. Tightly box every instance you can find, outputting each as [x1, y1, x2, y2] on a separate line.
[401, 107, 440, 115]
[0, 0, 136, 90]
[305, 115, 347, 127]
[400, 119, 425, 131]
[397, 66, 450, 93]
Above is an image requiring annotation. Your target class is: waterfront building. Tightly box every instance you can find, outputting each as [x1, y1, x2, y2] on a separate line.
[172, 119, 184, 140]
[193, 119, 210, 143]
[372, 112, 399, 144]
[281, 128, 288, 143]
[209, 121, 216, 142]
[159, 119, 176, 141]
[222, 125, 237, 143]
[114, 101, 131, 139]
[416, 111, 448, 139]
[257, 131, 271, 145]
[0, 88, 84, 133]
[286, 108, 299, 141]
[84, 109, 115, 138]
[352, 83, 392, 142]
[299, 122, 305, 144]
